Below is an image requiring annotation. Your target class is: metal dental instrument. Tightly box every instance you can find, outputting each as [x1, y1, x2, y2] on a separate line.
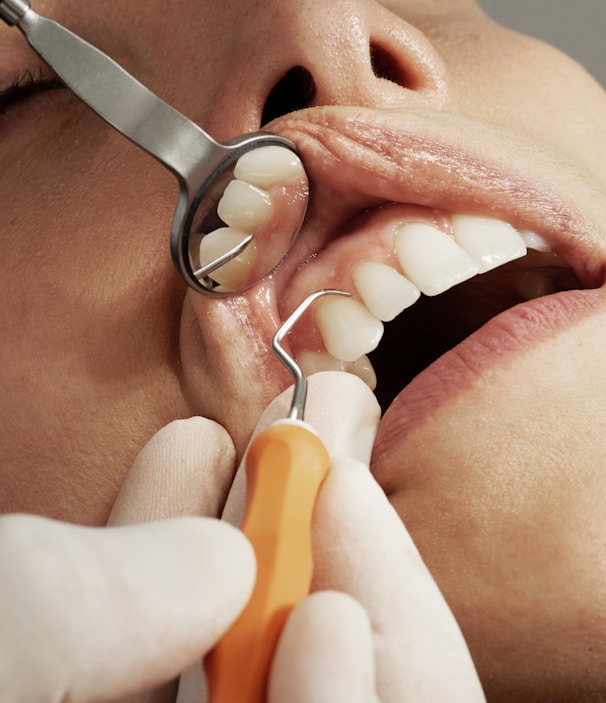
[205, 289, 350, 703]
[0, 0, 308, 295]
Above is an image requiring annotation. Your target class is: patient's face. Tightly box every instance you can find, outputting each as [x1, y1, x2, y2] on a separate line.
[2, 0, 606, 698]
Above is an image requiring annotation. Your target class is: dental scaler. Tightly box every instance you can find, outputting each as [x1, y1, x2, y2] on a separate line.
[206, 289, 350, 703]
[0, 0, 308, 294]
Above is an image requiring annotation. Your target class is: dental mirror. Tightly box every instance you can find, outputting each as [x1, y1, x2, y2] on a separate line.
[0, 0, 309, 295]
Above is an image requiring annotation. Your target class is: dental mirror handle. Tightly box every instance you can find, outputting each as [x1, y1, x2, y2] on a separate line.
[205, 420, 330, 703]
[1, 0, 220, 182]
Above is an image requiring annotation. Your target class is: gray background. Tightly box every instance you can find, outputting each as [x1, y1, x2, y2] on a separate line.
[478, 0, 605, 86]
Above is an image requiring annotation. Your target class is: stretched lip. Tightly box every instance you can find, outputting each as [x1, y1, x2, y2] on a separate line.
[270, 104, 605, 295]
[371, 286, 604, 470]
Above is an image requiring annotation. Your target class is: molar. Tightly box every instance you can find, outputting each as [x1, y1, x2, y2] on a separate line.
[353, 261, 420, 321]
[315, 296, 383, 363]
[198, 227, 257, 289]
[451, 215, 526, 273]
[234, 145, 305, 188]
[395, 222, 479, 296]
[217, 179, 272, 231]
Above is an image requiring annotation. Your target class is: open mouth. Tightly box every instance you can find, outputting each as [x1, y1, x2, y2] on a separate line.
[202, 143, 589, 420]
[367, 246, 581, 412]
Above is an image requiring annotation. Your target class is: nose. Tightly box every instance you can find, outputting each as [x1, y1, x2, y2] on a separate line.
[210, 0, 449, 130]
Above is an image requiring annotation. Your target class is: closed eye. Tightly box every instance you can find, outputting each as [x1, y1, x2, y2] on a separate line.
[0, 68, 64, 117]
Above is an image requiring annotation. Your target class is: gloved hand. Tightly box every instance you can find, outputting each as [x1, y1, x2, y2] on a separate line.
[217, 371, 486, 702]
[0, 419, 255, 703]
[0, 372, 485, 703]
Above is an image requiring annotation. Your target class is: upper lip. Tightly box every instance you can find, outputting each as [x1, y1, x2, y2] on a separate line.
[267, 103, 605, 301]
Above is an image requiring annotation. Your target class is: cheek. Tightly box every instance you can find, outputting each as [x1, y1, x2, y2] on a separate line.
[382, 312, 606, 694]
[444, 24, 606, 185]
[0, 115, 187, 523]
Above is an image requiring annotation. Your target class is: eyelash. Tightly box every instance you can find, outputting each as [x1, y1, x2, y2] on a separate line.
[0, 69, 64, 117]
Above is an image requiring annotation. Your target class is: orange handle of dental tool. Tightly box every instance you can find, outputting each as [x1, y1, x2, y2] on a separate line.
[205, 420, 330, 703]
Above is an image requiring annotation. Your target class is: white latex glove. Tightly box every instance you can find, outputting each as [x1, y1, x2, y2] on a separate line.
[0, 418, 255, 703]
[219, 371, 486, 702]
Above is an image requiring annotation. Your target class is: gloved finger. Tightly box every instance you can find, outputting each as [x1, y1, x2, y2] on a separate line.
[0, 513, 255, 703]
[312, 457, 486, 703]
[222, 371, 380, 526]
[268, 591, 378, 703]
[109, 417, 237, 526]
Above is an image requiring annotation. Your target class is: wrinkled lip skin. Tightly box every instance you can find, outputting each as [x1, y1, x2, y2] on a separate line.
[273, 104, 604, 292]
[257, 104, 606, 469]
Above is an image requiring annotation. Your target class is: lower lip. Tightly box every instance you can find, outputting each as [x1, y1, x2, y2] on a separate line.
[371, 287, 604, 466]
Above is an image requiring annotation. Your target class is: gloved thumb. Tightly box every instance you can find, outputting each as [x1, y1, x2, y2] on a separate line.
[222, 370, 380, 526]
[0, 513, 255, 703]
[109, 416, 237, 526]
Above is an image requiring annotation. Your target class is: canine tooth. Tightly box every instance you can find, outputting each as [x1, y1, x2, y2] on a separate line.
[296, 351, 377, 390]
[315, 296, 383, 363]
[353, 261, 420, 321]
[519, 230, 553, 253]
[513, 270, 558, 300]
[451, 215, 526, 273]
[234, 146, 305, 189]
[198, 227, 257, 289]
[217, 179, 272, 231]
[395, 223, 479, 296]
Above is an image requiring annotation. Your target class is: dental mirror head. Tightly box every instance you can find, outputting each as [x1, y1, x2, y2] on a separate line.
[0, 0, 309, 295]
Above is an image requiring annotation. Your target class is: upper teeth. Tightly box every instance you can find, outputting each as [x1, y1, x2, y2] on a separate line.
[313, 215, 532, 368]
[205, 152, 561, 388]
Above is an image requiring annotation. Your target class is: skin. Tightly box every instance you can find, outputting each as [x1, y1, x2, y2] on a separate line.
[2, 0, 606, 700]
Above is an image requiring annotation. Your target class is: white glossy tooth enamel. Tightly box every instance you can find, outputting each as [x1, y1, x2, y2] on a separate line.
[296, 351, 377, 390]
[519, 230, 553, 253]
[217, 179, 272, 230]
[395, 223, 479, 296]
[513, 270, 558, 300]
[353, 261, 420, 321]
[315, 296, 384, 363]
[451, 215, 526, 273]
[199, 227, 257, 289]
[234, 146, 305, 189]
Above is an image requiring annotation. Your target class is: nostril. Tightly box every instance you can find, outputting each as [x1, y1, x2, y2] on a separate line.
[370, 41, 409, 89]
[261, 66, 317, 126]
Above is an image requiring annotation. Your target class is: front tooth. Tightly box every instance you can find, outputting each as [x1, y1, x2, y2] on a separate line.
[395, 223, 479, 296]
[199, 227, 257, 289]
[234, 146, 305, 189]
[217, 179, 272, 231]
[353, 261, 420, 321]
[315, 296, 383, 363]
[451, 215, 526, 273]
[296, 351, 377, 390]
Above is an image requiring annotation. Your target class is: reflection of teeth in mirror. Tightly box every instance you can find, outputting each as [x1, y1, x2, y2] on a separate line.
[217, 179, 273, 231]
[513, 269, 558, 300]
[199, 227, 257, 290]
[451, 215, 526, 273]
[395, 223, 479, 296]
[296, 351, 377, 390]
[234, 146, 305, 189]
[315, 296, 383, 363]
[353, 261, 420, 321]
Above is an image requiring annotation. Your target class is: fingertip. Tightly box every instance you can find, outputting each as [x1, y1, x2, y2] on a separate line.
[109, 416, 237, 525]
[305, 372, 381, 464]
[269, 591, 375, 703]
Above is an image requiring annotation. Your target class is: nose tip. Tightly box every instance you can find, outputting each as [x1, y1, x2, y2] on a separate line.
[257, 0, 450, 124]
